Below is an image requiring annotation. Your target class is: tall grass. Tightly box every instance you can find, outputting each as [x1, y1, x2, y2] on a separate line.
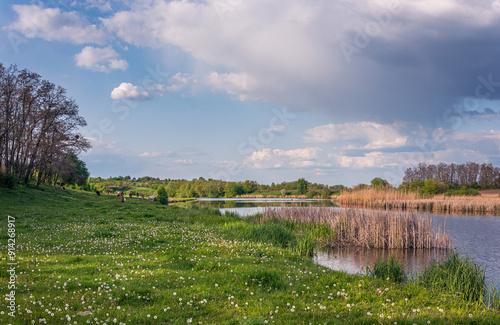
[366, 256, 406, 283]
[336, 187, 500, 214]
[415, 252, 494, 306]
[262, 207, 453, 249]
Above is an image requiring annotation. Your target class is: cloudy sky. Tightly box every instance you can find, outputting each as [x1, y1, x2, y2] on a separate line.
[2, 0, 500, 186]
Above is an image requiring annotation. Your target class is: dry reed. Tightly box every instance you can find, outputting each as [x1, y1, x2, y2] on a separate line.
[262, 207, 453, 250]
[336, 188, 500, 215]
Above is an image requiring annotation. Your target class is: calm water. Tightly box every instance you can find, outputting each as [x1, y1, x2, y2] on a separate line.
[184, 198, 337, 210]
[192, 199, 500, 286]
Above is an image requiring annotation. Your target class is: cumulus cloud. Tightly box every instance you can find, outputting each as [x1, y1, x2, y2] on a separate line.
[205, 72, 261, 101]
[74, 46, 128, 72]
[166, 73, 196, 92]
[138, 151, 172, 158]
[244, 147, 328, 169]
[100, 0, 500, 124]
[304, 122, 408, 149]
[6, 5, 107, 44]
[111, 83, 151, 100]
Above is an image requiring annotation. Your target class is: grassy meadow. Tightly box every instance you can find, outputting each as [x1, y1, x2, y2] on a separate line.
[1, 186, 499, 324]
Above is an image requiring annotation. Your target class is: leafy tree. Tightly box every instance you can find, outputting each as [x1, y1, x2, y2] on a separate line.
[371, 177, 389, 187]
[59, 152, 90, 186]
[156, 185, 169, 205]
[297, 178, 308, 195]
[422, 179, 448, 195]
[224, 182, 238, 198]
[321, 187, 331, 199]
[409, 180, 425, 192]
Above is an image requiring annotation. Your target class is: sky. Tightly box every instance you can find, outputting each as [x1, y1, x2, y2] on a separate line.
[1, 0, 500, 186]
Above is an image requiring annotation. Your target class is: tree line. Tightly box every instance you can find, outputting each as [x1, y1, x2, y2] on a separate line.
[403, 162, 500, 188]
[0, 64, 90, 188]
[89, 176, 339, 198]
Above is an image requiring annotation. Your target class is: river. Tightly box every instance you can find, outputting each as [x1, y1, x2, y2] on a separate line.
[187, 198, 500, 286]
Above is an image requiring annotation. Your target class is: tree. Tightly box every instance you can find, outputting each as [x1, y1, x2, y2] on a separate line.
[297, 178, 308, 195]
[370, 177, 389, 187]
[422, 179, 447, 195]
[321, 187, 331, 199]
[0, 63, 90, 188]
[57, 152, 89, 186]
[156, 185, 169, 205]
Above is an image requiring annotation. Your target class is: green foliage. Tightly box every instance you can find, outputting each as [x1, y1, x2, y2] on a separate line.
[409, 179, 425, 192]
[1, 186, 499, 323]
[0, 171, 16, 188]
[246, 269, 285, 290]
[422, 179, 448, 195]
[321, 187, 331, 199]
[416, 252, 488, 304]
[445, 186, 480, 196]
[156, 185, 169, 205]
[296, 178, 308, 195]
[294, 233, 316, 257]
[371, 177, 390, 187]
[366, 256, 406, 283]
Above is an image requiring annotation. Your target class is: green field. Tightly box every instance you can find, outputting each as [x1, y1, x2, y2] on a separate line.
[1, 186, 499, 324]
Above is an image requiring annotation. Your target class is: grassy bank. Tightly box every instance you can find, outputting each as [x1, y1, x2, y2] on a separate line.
[0, 186, 499, 324]
[336, 188, 500, 215]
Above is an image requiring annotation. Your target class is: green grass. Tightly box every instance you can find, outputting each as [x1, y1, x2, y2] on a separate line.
[0, 185, 499, 324]
[415, 252, 493, 305]
[367, 256, 407, 284]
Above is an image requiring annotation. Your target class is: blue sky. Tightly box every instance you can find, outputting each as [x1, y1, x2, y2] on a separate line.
[2, 0, 500, 186]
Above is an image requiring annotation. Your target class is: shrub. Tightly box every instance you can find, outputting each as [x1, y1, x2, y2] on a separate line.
[445, 186, 480, 196]
[0, 172, 16, 189]
[422, 179, 448, 195]
[156, 185, 169, 205]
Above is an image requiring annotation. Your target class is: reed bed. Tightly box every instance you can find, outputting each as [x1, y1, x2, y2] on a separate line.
[336, 188, 500, 214]
[262, 207, 453, 250]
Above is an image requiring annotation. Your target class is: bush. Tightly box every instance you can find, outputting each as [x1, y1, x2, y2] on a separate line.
[445, 186, 480, 196]
[156, 185, 169, 205]
[422, 179, 448, 195]
[0, 172, 16, 189]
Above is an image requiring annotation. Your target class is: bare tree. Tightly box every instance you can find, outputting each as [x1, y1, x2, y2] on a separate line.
[0, 64, 90, 187]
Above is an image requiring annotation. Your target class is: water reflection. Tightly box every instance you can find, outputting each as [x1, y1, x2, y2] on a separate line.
[186, 201, 500, 287]
[315, 247, 450, 276]
[182, 198, 338, 210]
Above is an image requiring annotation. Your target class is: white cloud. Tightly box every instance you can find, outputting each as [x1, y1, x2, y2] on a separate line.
[304, 122, 408, 149]
[111, 83, 151, 100]
[244, 147, 328, 169]
[138, 151, 172, 158]
[74, 46, 128, 72]
[205, 72, 260, 101]
[174, 158, 194, 165]
[167, 73, 196, 92]
[6, 5, 107, 44]
[328, 151, 415, 169]
[100, 0, 500, 123]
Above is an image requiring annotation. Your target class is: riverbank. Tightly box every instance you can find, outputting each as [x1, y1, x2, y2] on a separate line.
[335, 188, 500, 215]
[1, 187, 499, 324]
